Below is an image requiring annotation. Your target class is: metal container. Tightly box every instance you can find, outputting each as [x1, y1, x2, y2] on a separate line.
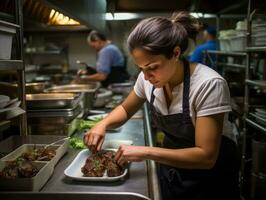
[27, 105, 82, 124]
[93, 88, 113, 107]
[45, 83, 100, 114]
[28, 118, 79, 136]
[1, 142, 68, 167]
[26, 93, 81, 109]
[0, 160, 53, 191]
[0, 20, 18, 59]
[0, 140, 68, 191]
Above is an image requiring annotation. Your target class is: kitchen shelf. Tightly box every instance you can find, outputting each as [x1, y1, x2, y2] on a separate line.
[0, 11, 15, 23]
[216, 62, 246, 69]
[0, 19, 20, 29]
[207, 50, 247, 57]
[25, 50, 62, 55]
[246, 47, 266, 53]
[0, 60, 23, 70]
[245, 118, 266, 134]
[0, 120, 11, 132]
[246, 80, 266, 89]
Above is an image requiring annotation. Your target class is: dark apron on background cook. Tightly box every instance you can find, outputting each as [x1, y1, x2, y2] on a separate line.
[101, 66, 129, 87]
[149, 59, 240, 200]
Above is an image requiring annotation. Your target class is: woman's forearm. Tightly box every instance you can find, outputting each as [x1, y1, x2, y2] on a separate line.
[100, 105, 129, 129]
[143, 146, 219, 169]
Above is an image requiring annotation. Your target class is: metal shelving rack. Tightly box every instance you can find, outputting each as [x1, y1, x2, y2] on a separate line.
[240, 0, 266, 198]
[0, 0, 27, 135]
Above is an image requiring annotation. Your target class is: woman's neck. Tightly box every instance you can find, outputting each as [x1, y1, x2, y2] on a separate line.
[168, 59, 184, 91]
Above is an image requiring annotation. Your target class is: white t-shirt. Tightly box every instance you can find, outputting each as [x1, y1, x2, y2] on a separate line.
[134, 63, 236, 142]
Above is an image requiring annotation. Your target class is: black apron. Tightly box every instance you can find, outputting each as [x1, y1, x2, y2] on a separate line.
[149, 59, 240, 200]
[101, 66, 129, 87]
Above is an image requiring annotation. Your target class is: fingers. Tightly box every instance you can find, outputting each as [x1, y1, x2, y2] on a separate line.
[97, 138, 104, 151]
[115, 145, 123, 161]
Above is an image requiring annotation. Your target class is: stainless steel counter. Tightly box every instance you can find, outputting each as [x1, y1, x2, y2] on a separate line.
[0, 104, 161, 200]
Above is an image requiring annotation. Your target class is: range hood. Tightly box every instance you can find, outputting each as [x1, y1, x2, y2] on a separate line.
[23, 0, 106, 32]
[45, 0, 106, 32]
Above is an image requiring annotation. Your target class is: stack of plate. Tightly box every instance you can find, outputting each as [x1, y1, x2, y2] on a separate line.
[254, 108, 266, 126]
[252, 23, 266, 46]
[0, 95, 24, 121]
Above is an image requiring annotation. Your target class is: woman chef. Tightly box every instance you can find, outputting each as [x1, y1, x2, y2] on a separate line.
[84, 12, 240, 200]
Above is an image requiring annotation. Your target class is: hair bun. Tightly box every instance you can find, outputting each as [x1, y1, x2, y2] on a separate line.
[170, 11, 201, 41]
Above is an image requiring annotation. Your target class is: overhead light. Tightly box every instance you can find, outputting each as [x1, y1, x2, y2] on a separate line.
[106, 13, 139, 20]
[48, 9, 80, 25]
[106, 12, 217, 21]
[190, 12, 216, 18]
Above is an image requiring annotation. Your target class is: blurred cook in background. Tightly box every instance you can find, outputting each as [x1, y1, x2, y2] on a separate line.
[77, 31, 129, 87]
[189, 25, 219, 69]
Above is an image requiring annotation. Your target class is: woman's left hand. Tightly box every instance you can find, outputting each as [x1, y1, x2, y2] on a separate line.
[115, 145, 148, 166]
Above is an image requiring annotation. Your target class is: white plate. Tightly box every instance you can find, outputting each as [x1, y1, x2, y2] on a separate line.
[255, 108, 266, 115]
[0, 95, 10, 109]
[64, 149, 128, 182]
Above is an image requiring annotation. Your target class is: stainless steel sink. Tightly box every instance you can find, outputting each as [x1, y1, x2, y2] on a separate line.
[0, 192, 150, 200]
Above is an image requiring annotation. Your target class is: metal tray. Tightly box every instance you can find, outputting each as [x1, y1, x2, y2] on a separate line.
[28, 119, 79, 136]
[0, 160, 53, 191]
[26, 93, 81, 109]
[45, 83, 100, 115]
[64, 149, 128, 182]
[27, 105, 82, 124]
[44, 83, 100, 93]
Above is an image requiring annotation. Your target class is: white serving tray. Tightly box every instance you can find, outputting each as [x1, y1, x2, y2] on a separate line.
[64, 149, 128, 182]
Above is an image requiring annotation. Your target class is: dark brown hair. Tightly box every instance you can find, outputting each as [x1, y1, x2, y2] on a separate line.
[88, 30, 107, 42]
[127, 11, 201, 58]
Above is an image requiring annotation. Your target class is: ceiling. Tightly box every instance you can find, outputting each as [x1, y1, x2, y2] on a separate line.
[106, 0, 249, 14]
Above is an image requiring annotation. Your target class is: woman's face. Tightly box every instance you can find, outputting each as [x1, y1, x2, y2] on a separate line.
[132, 48, 177, 88]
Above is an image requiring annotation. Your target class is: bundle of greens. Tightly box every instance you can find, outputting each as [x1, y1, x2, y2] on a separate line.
[77, 116, 103, 131]
[69, 137, 86, 149]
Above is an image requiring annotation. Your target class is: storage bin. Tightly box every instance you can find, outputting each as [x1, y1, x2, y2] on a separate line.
[229, 35, 246, 51]
[251, 173, 266, 200]
[252, 136, 266, 175]
[219, 39, 231, 51]
[0, 20, 18, 60]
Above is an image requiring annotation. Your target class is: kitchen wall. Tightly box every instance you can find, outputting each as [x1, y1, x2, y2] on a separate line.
[24, 16, 239, 78]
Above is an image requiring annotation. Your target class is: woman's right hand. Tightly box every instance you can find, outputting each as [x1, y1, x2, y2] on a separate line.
[77, 69, 87, 76]
[83, 123, 106, 152]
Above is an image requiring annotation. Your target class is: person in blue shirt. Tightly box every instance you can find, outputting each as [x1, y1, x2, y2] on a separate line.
[190, 26, 218, 68]
[78, 31, 129, 87]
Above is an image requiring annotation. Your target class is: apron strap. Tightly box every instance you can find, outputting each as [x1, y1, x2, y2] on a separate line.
[149, 58, 191, 122]
[150, 86, 156, 105]
[182, 58, 191, 123]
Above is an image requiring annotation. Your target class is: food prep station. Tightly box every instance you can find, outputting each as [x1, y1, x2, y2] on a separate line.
[0, 84, 160, 200]
[1, 1, 266, 199]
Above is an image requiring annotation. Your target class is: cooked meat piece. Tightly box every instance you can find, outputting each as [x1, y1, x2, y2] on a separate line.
[20, 147, 56, 161]
[0, 161, 19, 178]
[81, 150, 124, 177]
[103, 150, 115, 160]
[38, 148, 56, 161]
[21, 151, 38, 161]
[106, 159, 123, 177]
[0, 160, 39, 178]
[81, 156, 105, 177]
[17, 161, 38, 178]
